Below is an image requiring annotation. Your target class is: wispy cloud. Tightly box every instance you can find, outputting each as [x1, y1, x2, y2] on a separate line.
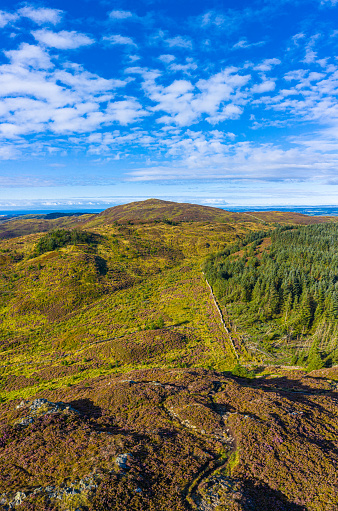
[32, 30, 95, 49]
[165, 36, 193, 49]
[129, 66, 250, 126]
[2, 0, 338, 205]
[233, 38, 266, 50]
[320, 0, 338, 6]
[5, 43, 52, 69]
[168, 58, 197, 74]
[109, 10, 133, 20]
[254, 58, 281, 71]
[158, 54, 176, 64]
[127, 134, 338, 184]
[0, 10, 18, 27]
[19, 6, 63, 25]
[251, 80, 276, 93]
[200, 11, 228, 27]
[103, 35, 137, 47]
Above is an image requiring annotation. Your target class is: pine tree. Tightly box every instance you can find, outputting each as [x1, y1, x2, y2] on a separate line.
[266, 284, 279, 318]
[298, 291, 313, 330]
[307, 340, 324, 371]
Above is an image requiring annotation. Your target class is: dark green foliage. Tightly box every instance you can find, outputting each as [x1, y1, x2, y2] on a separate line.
[145, 316, 165, 330]
[231, 363, 255, 379]
[43, 212, 87, 219]
[162, 218, 179, 226]
[204, 223, 338, 359]
[32, 229, 97, 256]
[307, 340, 324, 372]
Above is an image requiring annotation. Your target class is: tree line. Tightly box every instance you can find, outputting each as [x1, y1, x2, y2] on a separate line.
[204, 223, 338, 366]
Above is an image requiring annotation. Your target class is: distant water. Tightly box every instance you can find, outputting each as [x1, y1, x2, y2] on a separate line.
[0, 209, 104, 218]
[1, 206, 338, 218]
[224, 206, 338, 216]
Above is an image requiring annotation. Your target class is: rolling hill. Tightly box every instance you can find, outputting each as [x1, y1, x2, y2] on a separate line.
[0, 199, 337, 510]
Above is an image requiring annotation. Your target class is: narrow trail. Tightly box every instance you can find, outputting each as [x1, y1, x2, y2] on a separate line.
[162, 381, 236, 511]
[185, 457, 230, 510]
[242, 212, 267, 224]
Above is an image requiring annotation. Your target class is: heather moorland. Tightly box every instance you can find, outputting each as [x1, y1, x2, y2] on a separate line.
[0, 199, 337, 511]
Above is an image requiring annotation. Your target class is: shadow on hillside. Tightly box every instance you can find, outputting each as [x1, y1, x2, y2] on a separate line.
[256, 376, 338, 414]
[227, 374, 338, 403]
[224, 374, 338, 457]
[69, 398, 102, 418]
[170, 320, 190, 327]
[243, 480, 307, 511]
[94, 255, 108, 275]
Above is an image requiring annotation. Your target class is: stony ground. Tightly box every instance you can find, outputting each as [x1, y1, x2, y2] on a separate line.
[0, 366, 337, 510]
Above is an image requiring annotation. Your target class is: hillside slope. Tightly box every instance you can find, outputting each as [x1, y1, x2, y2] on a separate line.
[0, 200, 338, 510]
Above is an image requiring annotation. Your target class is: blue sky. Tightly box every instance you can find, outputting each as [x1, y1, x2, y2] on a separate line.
[1, 0, 338, 210]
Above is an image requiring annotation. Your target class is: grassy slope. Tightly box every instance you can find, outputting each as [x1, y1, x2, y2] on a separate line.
[0, 215, 258, 402]
[1, 200, 338, 510]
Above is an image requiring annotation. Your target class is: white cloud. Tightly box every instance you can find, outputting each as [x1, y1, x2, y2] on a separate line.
[109, 10, 133, 20]
[251, 80, 276, 93]
[198, 10, 243, 33]
[254, 58, 281, 72]
[129, 55, 140, 62]
[256, 62, 338, 137]
[0, 43, 146, 143]
[127, 135, 338, 184]
[106, 99, 148, 125]
[284, 69, 307, 81]
[87, 130, 151, 155]
[169, 58, 197, 74]
[207, 104, 243, 124]
[137, 67, 250, 126]
[303, 48, 317, 63]
[200, 11, 227, 27]
[0, 10, 18, 27]
[103, 35, 137, 47]
[165, 36, 193, 49]
[5, 43, 52, 69]
[0, 144, 19, 159]
[19, 6, 62, 25]
[158, 54, 175, 64]
[320, 0, 338, 5]
[32, 30, 95, 49]
[292, 33, 305, 45]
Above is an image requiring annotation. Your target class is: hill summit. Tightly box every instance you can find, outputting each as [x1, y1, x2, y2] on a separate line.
[91, 198, 238, 224]
[86, 198, 334, 227]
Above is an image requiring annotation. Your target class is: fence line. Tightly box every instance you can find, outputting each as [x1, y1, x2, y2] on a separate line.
[202, 272, 239, 360]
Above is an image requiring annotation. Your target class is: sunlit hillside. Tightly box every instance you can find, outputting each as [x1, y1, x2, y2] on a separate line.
[0, 200, 337, 511]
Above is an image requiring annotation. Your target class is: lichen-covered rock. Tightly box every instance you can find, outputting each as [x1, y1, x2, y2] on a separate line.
[14, 398, 80, 427]
[115, 453, 132, 470]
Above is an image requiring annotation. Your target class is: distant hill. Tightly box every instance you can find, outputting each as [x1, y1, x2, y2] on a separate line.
[85, 198, 240, 225]
[0, 199, 336, 240]
[0, 212, 95, 240]
[85, 198, 336, 227]
[243, 210, 333, 225]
